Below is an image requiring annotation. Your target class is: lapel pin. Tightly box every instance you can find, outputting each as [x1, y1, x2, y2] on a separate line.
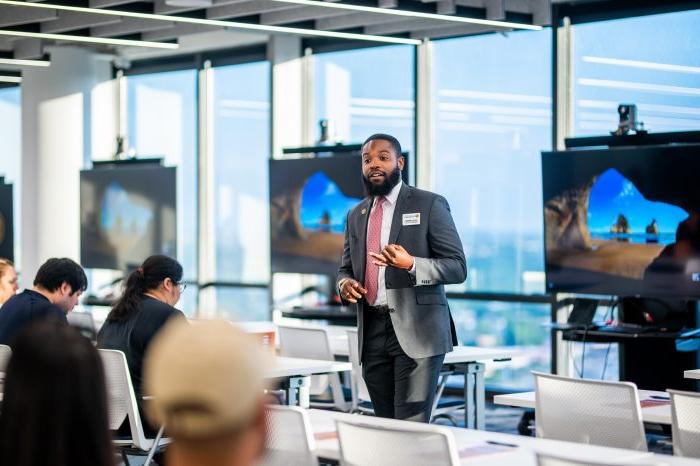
[361, 208, 367, 215]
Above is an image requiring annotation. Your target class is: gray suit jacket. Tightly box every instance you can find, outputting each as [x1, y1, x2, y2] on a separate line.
[337, 184, 467, 359]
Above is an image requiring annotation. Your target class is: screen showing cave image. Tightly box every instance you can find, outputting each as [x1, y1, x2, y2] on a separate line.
[542, 144, 700, 298]
[270, 156, 365, 276]
[81, 164, 176, 271]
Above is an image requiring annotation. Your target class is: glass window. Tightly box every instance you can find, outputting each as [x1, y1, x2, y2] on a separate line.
[127, 70, 198, 280]
[314, 45, 415, 168]
[211, 61, 271, 285]
[433, 30, 552, 295]
[214, 286, 270, 322]
[0, 87, 21, 267]
[450, 300, 551, 389]
[572, 10, 700, 135]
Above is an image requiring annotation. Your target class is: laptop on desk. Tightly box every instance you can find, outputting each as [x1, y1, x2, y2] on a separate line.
[552, 298, 599, 331]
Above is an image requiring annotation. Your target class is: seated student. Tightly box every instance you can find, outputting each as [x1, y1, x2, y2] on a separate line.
[97, 255, 185, 434]
[0, 258, 19, 306]
[0, 320, 114, 466]
[0, 257, 87, 344]
[144, 319, 268, 466]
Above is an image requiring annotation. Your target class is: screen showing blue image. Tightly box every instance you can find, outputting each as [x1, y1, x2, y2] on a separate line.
[81, 162, 176, 271]
[542, 144, 700, 298]
[270, 156, 365, 276]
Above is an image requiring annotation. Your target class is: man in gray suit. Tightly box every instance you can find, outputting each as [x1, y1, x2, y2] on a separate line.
[337, 133, 467, 422]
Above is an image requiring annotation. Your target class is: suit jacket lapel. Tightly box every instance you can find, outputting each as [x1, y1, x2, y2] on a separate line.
[356, 196, 373, 284]
[389, 184, 411, 244]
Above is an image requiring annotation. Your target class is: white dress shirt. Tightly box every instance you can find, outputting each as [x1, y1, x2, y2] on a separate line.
[366, 180, 415, 306]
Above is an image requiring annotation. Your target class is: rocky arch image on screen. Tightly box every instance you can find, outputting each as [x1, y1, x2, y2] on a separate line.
[541, 145, 700, 297]
[269, 156, 365, 276]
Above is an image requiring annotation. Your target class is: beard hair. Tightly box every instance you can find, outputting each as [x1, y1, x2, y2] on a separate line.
[363, 165, 402, 197]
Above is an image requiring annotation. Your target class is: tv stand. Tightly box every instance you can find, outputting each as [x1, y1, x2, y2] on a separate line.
[557, 296, 699, 391]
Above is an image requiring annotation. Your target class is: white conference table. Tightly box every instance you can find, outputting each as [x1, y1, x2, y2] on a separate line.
[305, 409, 692, 466]
[266, 356, 351, 408]
[493, 389, 672, 425]
[251, 320, 515, 429]
[684, 369, 700, 380]
[320, 326, 517, 430]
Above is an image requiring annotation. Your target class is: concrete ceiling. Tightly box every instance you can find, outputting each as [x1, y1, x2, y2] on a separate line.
[0, 0, 551, 64]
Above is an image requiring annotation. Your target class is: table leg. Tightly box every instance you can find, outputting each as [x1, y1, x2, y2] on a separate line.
[462, 362, 486, 429]
[285, 375, 311, 407]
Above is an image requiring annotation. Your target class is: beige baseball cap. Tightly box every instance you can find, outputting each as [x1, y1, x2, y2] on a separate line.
[144, 319, 269, 439]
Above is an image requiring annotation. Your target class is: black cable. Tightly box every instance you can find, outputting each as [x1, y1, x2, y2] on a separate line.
[601, 297, 618, 380]
[581, 325, 588, 377]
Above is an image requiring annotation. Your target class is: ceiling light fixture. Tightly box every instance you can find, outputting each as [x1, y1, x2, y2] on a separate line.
[0, 57, 51, 67]
[0, 0, 422, 45]
[0, 29, 179, 49]
[0, 75, 21, 83]
[272, 0, 542, 31]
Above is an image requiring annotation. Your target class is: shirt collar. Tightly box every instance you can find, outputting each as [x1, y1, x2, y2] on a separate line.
[375, 179, 402, 207]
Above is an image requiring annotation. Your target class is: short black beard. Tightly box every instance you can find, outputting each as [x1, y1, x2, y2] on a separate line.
[363, 165, 402, 197]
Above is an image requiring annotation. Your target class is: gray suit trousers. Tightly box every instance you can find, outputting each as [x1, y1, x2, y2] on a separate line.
[362, 310, 445, 422]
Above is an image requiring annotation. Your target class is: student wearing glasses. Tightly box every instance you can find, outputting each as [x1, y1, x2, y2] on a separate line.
[97, 254, 186, 436]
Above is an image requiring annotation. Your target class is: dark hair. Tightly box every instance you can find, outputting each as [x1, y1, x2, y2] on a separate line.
[362, 133, 403, 158]
[0, 320, 114, 466]
[108, 255, 183, 322]
[33, 258, 87, 294]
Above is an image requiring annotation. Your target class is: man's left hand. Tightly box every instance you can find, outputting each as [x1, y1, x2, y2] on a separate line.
[369, 244, 414, 270]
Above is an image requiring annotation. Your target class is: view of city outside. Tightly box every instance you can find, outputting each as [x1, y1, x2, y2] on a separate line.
[433, 30, 552, 389]
[572, 10, 700, 136]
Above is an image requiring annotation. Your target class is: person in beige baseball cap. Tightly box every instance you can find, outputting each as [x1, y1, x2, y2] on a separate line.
[144, 318, 269, 466]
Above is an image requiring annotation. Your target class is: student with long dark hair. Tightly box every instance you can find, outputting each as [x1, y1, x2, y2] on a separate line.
[97, 255, 186, 434]
[0, 320, 114, 466]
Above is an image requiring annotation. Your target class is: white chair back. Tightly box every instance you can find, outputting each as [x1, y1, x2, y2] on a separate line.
[67, 311, 97, 340]
[259, 405, 317, 466]
[346, 329, 371, 410]
[278, 326, 348, 411]
[669, 389, 700, 458]
[0, 344, 11, 372]
[533, 372, 647, 451]
[99, 349, 153, 451]
[336, 419, 460, 466]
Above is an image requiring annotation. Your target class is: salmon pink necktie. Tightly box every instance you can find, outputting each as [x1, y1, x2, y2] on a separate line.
[364, 196, 385, 305]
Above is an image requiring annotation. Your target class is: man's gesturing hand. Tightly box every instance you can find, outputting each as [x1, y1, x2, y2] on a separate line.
[339, 279, 367, 303]
[369, 244, 415, 270]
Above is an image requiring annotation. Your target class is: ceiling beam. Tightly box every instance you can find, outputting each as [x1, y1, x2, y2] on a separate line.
[41, 11, 121, 33]
[260, 5, 346, 26]
[206, 0, 291, 20]
[91, 16, 173, 37]
[13, 37, 43, 59]
[315, 12, 393, 30]
[142, 22, 218, 41]
[0, 4, 57, 28]
[410, 22, 498, 39]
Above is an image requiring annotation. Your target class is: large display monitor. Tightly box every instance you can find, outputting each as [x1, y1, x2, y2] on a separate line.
[0, 177, 13, 262]
[542, 144, 700, 298]
[270, 154, 408, 277]
[80, 160, 176, 271]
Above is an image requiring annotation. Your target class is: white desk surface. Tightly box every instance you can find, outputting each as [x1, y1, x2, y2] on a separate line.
[306, 409, 670, 466]
[241, 320, 517, 363]
[265, 357, 351, 379]
[493, 389, 672, 425]
[684, 369, 700, 380]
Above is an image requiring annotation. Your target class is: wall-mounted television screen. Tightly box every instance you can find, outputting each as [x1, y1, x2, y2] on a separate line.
[80, 161, 176, 271]
[542, 144, 700, 298]
[0, 178, 13, 262]
[270, 155, 408, 277]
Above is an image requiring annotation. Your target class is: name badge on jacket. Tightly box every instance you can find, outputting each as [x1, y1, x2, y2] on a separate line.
[402, 213, 420, 226]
